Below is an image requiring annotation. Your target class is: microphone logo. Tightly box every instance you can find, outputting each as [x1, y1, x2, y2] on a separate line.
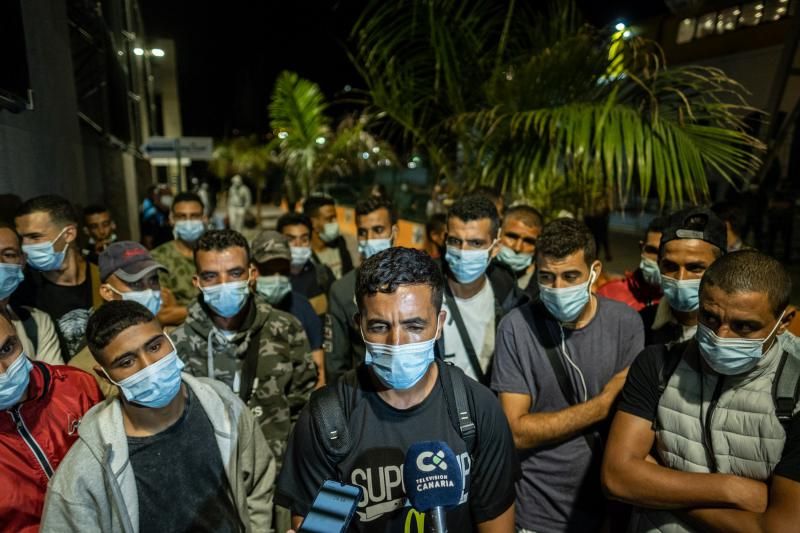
[416, 450, 448, 472]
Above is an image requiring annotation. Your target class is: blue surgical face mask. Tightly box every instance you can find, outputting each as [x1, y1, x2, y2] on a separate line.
[0, 353, 32, 410]
[201, 280, 250, 318]
[639, 256, 661, 287]
[107, 285, 163, 316]
[697, 313, 785, 375]
[23, 227, 69, 272]
[0, 263, 25, 300]
[173, 220, 206, 243]
[539, 270, 597, 323]
[319, 222, 340, 243]
[256, 274, 292, 305]
[445, 245, 493, 284]
[362, 322, 440, 390]
[290, 246, 312, 268]
[103, 343, 184, 408]
[661, 276, 701, 312]
[496, 245, 533, 272]
[358, 237, 393, 260]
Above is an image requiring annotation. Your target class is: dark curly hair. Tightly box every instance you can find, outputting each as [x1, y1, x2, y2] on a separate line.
[86, 300, 155, 360]
[172, 192, 204, 213]
[303, 194, 335, 218]
[16, 195, 78, 226]
[536, 218, 597, 265]
[355, 196, 397, 224]
[447, 195, 500, 236]
[194, 229, 250, 265]
[356, 247, 444, 312]
[277, 212, 312, 233]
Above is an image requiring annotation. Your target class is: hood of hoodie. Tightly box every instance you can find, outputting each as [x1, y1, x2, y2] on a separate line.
[74, 374, 242, 477]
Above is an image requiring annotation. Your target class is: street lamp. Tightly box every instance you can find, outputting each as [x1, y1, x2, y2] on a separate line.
[615, 22, 626, 32]
[151, 48, 165, 58]
[133, 47, 144, 56]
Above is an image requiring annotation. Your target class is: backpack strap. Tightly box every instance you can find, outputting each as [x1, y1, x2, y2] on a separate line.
[309, 362, 479, 466]
[443, 283, 486, 384]
[438, 360, 477, 457]
[773, 350, 800, 429]
[309, 385, 353, 464]
[657, 341, 686, 398]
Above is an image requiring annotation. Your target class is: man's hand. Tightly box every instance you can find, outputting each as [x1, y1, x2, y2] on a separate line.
[725, 476, 768, 513]
[597, 368, 630, 416]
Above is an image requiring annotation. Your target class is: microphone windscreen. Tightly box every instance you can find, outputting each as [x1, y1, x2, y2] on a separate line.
[403, 441, 464, 512]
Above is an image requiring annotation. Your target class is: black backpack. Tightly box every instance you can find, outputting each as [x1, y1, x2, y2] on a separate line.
[309, 360, 477, 466]
[657, 341, 800, 429]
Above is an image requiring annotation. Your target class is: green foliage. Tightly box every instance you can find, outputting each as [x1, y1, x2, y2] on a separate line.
[268, 71, 397, 202]
[352, 0, 764, 216]
[211, 72, 398, 206]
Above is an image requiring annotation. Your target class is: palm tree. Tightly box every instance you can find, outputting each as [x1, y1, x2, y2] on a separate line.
[351, 0, 763, 216]
[268, 71, 398, 205]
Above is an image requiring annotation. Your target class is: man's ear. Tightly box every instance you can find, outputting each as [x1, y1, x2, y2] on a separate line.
[192, 274, 200, 289]
[437, 310, 447, 339]
[778, 306, 797, 336]
[98, 284, 116, 302]
[591, 259, 603, 280]
[352, 312, 361, 330]
[63, 224, 79, 244]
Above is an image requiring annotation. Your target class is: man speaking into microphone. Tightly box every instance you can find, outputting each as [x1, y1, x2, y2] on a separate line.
[276, 248, 517, 532]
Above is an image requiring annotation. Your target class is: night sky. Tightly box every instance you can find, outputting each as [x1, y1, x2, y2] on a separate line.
[140, 1, 669, 139]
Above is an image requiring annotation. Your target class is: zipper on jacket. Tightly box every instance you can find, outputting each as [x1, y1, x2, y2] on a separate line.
[10, 406, 54, 478]
[701, 376, 725, 473]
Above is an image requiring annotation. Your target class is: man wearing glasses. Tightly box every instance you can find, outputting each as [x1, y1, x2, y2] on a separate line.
[440, 195, 526, 385]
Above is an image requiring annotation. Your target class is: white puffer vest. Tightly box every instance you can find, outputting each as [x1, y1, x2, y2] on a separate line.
[630, 335, 799, 533]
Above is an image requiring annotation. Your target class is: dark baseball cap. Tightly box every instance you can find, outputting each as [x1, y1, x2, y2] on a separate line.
[660, 206, 727, 253]
[99, 241, 167, 282]
[251, 230, 291, 264]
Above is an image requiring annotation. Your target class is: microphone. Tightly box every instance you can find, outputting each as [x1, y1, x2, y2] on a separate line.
[403, 441, 464, 533]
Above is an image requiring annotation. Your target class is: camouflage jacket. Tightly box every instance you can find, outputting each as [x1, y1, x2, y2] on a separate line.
[171, 293, 317, 465]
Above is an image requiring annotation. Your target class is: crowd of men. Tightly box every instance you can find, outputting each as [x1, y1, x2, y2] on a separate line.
[1, 188, 799, 533]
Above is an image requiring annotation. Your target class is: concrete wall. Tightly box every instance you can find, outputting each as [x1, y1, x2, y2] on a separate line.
[0, 0, 88, 203]
[0, 0, 153, 241]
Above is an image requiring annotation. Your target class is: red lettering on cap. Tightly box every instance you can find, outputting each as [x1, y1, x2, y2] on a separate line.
[122, 248, 146, 258]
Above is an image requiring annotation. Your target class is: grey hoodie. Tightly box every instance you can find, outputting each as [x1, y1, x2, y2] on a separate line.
[40, 373, 276, 533]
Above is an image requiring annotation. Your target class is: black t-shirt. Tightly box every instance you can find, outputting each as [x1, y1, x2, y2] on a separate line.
[277, 292, 323, 350]
[289, 261, 333, 304]
[14, 266, 93, 320]
[618, 343, 800, 482]
[128, 387, 243, 533]
[276, 364, 518, 532]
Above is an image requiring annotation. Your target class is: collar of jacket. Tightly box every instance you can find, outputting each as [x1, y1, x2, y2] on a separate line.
[74, 374, 244, 531]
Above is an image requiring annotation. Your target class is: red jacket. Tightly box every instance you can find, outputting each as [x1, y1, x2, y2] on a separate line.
[0, 361, 103, 533]
[596, 269, 662, 312]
